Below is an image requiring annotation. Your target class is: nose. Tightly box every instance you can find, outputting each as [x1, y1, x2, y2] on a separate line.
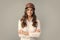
[28, 10, 31, 13]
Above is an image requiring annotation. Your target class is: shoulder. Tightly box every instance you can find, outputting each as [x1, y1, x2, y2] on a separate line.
[18, 19, 22, 23]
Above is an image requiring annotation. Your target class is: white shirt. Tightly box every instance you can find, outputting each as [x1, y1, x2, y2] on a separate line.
[18, 18, 41, 40]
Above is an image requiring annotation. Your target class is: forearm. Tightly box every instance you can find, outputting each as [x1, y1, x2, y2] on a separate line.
[18, 29, 41, 38]
[22, 31, 29, 35]
[29, 29, 41, 38]
[22, 29, 41, 37]
[29, 32, 40, 37]
[18, 30, 29, 36]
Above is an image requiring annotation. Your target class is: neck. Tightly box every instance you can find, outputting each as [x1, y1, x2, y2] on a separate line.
[27, 16, 32, 21]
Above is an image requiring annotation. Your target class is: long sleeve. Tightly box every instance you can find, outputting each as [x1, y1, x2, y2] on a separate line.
[29, 19, 41, 38]
[18, 19, 26, 38]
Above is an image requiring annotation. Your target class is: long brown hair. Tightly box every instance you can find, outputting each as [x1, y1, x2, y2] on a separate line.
[20, 3, 37, 28]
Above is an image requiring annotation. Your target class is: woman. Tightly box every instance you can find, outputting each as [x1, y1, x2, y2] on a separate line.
[18, 3, 41, 40]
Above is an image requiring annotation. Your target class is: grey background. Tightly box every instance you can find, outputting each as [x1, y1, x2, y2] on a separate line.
[0, 0, 60, 40]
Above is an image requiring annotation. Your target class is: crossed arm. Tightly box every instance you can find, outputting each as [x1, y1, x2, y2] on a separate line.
[18, 29, 41, 37]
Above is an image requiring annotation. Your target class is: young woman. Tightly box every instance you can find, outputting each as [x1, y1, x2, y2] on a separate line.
[18, 3, 41, 40]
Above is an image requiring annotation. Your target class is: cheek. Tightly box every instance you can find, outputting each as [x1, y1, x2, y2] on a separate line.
[31, 11, 33, 14]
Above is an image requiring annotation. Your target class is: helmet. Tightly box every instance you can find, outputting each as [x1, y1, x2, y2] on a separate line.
[25, 3, 35, 9]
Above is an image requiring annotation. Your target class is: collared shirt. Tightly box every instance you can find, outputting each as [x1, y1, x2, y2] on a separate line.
[18, 18, 41, 40]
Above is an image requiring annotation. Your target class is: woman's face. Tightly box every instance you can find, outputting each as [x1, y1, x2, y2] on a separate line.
[26, 8, 33, 17]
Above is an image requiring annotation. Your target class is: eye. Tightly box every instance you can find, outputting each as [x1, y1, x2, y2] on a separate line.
[27, 8, 33, 11]
[27, 9, 29, 11]
[31, 9, 33, 11]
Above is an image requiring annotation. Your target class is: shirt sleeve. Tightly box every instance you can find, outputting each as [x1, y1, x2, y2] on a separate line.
[29, 19, 41, 38]
[18, 19, 26, 38]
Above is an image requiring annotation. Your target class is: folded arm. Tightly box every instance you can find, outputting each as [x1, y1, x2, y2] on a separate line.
[29, 29, 41, 38]
[18, 28, 41, 38]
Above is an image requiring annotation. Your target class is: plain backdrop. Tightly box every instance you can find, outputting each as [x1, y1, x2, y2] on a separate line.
[0, 0, 60, 40]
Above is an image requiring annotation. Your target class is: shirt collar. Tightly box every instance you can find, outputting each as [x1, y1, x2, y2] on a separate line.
[26, 17, 33, 23]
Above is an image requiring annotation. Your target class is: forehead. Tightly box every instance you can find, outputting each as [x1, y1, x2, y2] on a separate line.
[27, 7, 33, 10]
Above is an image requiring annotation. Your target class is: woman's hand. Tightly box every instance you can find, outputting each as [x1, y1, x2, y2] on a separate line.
[18, 30, 23, 34]
[18, 30, 29, 35]
[22, 31, 29, 35]
[35, 29, 40, 32]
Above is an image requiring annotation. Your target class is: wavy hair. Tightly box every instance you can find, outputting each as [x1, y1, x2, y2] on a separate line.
[20, 7, 37, 28]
